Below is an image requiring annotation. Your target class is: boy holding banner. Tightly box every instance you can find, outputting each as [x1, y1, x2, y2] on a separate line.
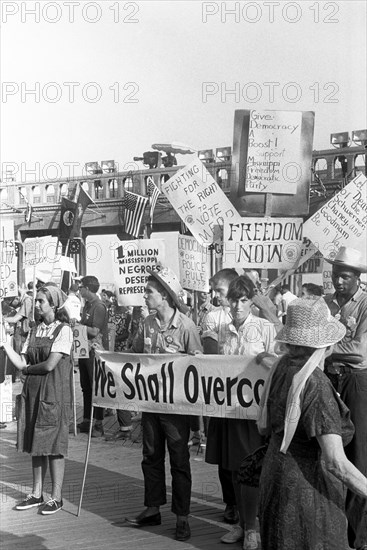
[125, 265, 202, 542]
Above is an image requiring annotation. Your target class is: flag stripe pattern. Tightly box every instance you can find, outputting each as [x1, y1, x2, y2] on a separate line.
[124, 191, 148, 238]
[147, 176, 160, 224]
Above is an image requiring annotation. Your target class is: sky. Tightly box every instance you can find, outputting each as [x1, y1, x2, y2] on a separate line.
[1, 0, 366, 182]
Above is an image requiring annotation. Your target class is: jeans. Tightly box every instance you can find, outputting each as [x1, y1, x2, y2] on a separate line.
[79, 353, 104, 421]
[117, 409, 132, 428]
[326, 367, 367, 549]
[141, 412, 191, 516]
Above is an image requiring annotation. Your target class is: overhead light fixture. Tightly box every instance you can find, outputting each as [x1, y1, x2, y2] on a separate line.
[330, 132, 349, 148]
[352, 129, 367, 146]
[162, 153, 177, 168]
[198, 149, 214, 163]
[143, 151, 161, 169]
[216, 146, 232, 161]
[85, 162, 102, 174]
[101, 160, 116, 173]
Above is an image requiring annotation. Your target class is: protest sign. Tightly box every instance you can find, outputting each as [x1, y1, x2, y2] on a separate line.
[161, 159, 238, 247]
[303, 173, 367, 263]
[72, 324, 89, 360]
[111, 239, 166, 306]
[295, 249, 323, 274]
[246, 109, 303, 194]
[24, 236, 61, 284]
[0, 220, 18, 298]
[322, 262, 335, 295]
[178, 235, 211, 292]
[93, 351, 270, 420]
[223, 216, 303, 269]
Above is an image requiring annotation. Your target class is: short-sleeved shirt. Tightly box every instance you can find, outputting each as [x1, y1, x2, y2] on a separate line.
[80, 297, 108, 351]
[22, 321, 73, 356]
[132, 309, 202, 354]
[325, 287, 367, 369]
[201, 306, 232, 354]
[219, 313, 277, 358]
[18, 294, 33, 334]
[63, 294, 81, 322]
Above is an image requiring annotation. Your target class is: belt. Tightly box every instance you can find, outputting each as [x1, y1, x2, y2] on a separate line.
[326, 365, 366, 375]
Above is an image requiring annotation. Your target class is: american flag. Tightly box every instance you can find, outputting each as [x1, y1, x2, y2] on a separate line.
[124, 191, 148, 238]
[147, 176, 160, 224]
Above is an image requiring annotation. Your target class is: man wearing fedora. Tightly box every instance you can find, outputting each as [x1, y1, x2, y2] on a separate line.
[125, 265, 202, 541]
[324, 246, 367, 550]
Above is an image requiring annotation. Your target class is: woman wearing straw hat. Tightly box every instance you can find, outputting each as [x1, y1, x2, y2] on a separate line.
[257, 297, 367, 550]
[0, 285, 73, 515]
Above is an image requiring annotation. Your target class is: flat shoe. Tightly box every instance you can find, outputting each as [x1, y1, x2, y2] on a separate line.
[125, 512, 161, 527]
[176, 519, 191, 541]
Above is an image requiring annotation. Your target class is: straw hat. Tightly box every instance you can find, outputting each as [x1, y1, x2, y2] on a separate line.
[146, 265, 189, 314]
[276, 297, 346, 348]
[325, 246, 367, 273]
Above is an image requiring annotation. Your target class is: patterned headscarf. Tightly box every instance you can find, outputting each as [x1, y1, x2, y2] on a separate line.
[38, 285, 67, 308]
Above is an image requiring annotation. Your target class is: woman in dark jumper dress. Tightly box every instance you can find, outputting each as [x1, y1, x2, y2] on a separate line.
[258, 298, 367, 550]
[1, 285, 73, 515]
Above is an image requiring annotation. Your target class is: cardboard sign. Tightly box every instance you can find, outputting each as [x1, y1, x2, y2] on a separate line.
[24, 236, 61, 284]
[304, 173, 367, 263]
[246, 109, 303, 194]
[93, 351, 270, 420]
[322, 262, 335, 295]
[161, 159, 238, 247]
[178, 235, 211, 292]
[72, 324, 89, 359]
[111, 239, 166, 306]
[0, 220, 18, 298]
[223, 216, 303, 269]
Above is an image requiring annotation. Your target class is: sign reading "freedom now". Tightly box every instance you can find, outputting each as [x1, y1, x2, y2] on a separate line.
[92, 351, 271, 420]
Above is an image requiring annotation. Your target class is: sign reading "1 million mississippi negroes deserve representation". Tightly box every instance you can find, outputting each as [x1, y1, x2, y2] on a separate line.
[246, 109, 303, 194]
[223, 216, 304, 269]
[111, 239, 166, 306]
[92, 351, 270, 420]
[161, 159, 238, 247]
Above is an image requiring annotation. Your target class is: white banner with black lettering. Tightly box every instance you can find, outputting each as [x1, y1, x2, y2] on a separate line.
[92, 351, 270, 420]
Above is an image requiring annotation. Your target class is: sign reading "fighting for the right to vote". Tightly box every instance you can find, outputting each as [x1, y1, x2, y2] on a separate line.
[161, 159, 237, 247]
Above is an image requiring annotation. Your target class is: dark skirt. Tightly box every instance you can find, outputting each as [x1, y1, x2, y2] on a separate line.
[205, 417, 264, 471]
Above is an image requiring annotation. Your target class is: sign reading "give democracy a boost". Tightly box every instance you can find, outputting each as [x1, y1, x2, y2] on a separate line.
[92, 351, 271, 420]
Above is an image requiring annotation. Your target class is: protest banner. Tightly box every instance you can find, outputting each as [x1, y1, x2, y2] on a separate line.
[223, 216, 303, 269]
[178, 235, 211, 292]
[111, 239, 166, 306]
[0, 220, 17, 298]
[303, 173, 367, 263]
[161, 159, 238, 247]
[24, 236, 61, 284]
[246, 109, 303, 194]
[92, 351, 270, 420]
[72, 324, 89, 360]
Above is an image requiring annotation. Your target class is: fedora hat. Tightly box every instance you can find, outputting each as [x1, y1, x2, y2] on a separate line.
[325, 246, 367, 273]
[276, 297, 346, 348]
[146, 265, 189, 314]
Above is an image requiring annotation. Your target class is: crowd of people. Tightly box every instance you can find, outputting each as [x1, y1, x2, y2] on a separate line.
[1, 245, 367, 549]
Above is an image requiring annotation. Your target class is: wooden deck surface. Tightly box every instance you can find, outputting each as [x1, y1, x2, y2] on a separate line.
[0, 380, 262, 550]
